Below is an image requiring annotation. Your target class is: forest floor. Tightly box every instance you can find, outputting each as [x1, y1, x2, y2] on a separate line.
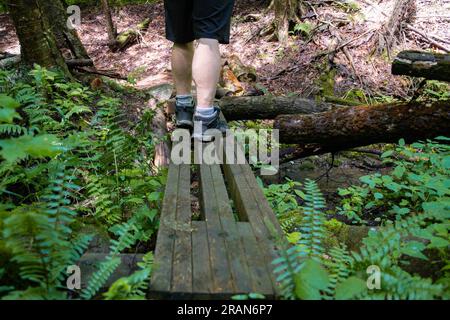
[0, 0, 448, 215]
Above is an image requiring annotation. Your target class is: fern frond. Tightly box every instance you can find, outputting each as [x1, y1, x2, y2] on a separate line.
[272, 242, 303, 299]
[81, 222, 139, 299]
[80, 257, 122, 300]
[298, 179, 327, 260]
[0, 124, 27, 135]
[323, 244, 353, 298]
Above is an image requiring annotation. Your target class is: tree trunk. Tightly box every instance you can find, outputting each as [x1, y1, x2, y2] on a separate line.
[273, 0, 303, 44]
[274, 100, 450, 152]
[392, 50, 450, 82]
[219, 95, 340, 121]
[40, 0, 90, 60]
[377, 0, 416, 55]
[6, 0, 69, 74]
[101, 0, 118, 48]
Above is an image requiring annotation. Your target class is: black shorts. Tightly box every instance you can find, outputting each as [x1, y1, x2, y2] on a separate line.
[164, 0, 235, 44]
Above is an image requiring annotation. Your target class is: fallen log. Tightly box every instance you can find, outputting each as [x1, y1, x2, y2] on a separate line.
[66, 59, 94, 68]
[219, 95, 341, 121]
[150, 101, 170, 170]
[0, 55, 21, 69]
[392, 50, 450, 82]
[111, 18, 151, 52]
[275, 100, 450, 153]
[226, 55, 257, 82]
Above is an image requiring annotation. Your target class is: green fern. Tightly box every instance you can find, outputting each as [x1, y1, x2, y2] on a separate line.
[0, 124, 27, 135]
[103, 252, 154, 300]
[323, 244, 353, 298]
[80, 222, 139, 299]
[298, 179, 327, 260]
[2, 163, 92, 298]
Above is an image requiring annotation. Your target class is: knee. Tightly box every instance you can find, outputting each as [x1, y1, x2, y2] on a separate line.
[197, 38, 219, 47]
[173, 42, 194, 53]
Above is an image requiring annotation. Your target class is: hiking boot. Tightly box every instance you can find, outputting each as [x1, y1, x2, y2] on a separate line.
[192, 107, 229, 142]
[175, 100, 195, 129]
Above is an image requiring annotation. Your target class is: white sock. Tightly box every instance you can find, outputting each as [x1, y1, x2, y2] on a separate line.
[176, 95, 193, 107]
[196, 106, 216, 118]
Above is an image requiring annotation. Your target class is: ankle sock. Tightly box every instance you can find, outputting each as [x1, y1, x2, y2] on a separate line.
[196, 106, 216, 118]
[176, 95, 194, 107]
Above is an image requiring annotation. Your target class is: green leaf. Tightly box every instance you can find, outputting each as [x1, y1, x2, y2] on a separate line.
[65, 105, 92, 119]
[0, 108, 21, 124]
[293, 22, 313, 36]
[295, 259, 329, 300]
[442, 156, 450, 169]
[248, 293, 265, 300]
[148, 192, 161, 202]
[393, 165, 406, 178]
[335, 277, 367, 300]
[0, 95, 20, 109]
[294, 189, 307, 200]
[0, 134, 62, 163]
[401, 241, 428, 260]
[374, 192, 384, 200]
[398, 138, 405, 147]
[428, 237, 450, 249]
[360, 175, 376, 188]
[381, 150, 394, 158]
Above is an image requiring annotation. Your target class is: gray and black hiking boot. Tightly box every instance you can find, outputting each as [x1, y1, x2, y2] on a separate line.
[175, 99, 195, 129]
[192, 107, 229, 142]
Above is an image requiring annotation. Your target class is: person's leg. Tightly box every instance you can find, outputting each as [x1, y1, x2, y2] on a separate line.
[192, 38, 221, 109]
[164, 0, 196, 128]
[172, 42, 194, 96]
[191, 0, 235, 141]
[171, 42, 195, 127]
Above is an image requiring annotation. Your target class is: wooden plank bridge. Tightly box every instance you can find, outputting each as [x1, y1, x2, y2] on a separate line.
[149, 121, 284, 299]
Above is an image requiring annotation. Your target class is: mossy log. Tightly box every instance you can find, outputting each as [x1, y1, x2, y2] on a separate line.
[392, 50, 450, 82]
[275, 100, 450, 152]
[111, 18, 151, 52]
[219, 95, 341, 121]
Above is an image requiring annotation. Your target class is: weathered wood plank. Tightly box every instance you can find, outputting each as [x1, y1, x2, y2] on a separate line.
[151, 163, 180, 293]
[222, 137, 283, 294]
[192, 221, 214, 295]
[240, 164, 284, 236]
[172, 164, 193, 294]
[199, 164, 234, 293]
[209, 164, 254, 293]
[238, 223, 275, 296]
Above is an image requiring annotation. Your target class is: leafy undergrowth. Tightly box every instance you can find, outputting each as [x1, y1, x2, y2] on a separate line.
[263, 139, 450, 300]
[0, 66, 165, 300]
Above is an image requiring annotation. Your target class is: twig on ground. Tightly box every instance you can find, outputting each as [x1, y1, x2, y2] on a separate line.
[405, 24, 450, 52]
[314, 28, 378, 59]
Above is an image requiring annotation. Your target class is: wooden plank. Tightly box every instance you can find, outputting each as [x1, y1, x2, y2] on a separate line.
[208, 164, 252, 293]
[220, 219, 253, 294]
[238, 222, 275, 297]
[209, 164, 234, 221]
[199, 164, 234, 293]
[192, 221, 214, 295]
[240, 164, 284, 236]
[222, 138, 282, 294]
[151, 163, 180, 293]
[172, 164, 193, 294]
